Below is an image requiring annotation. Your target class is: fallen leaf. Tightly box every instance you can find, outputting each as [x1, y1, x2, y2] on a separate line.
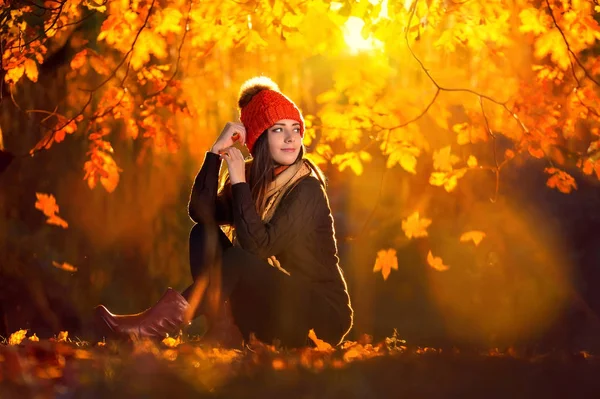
[427, 250, 449, 271]
[308, 329, 333, 352]
[373, 248, 398, 280]
[35, 193, 69, 228]
[28, 333, 39, 342]
[52, 261, 78, 272]
[460, 231, 486, 246]
[8, 329, 27, 345]
[402, 211, 432, 239]
[57, 331, 69, 342]
[162, 335, 182, 348]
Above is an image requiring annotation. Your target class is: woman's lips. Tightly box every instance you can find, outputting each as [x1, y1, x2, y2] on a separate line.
[281, 148, 296, 153]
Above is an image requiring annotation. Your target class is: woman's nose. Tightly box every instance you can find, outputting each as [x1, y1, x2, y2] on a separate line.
[284, 131, 294, 142]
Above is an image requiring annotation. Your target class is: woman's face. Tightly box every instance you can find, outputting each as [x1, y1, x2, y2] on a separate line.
[267, 119, 302, 165]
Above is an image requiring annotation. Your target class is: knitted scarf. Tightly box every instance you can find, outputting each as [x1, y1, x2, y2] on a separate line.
[259, 159, 313, 223]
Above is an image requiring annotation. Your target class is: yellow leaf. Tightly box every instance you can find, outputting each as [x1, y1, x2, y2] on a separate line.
[5, 65, 25, 84]
[28, 333, 40, 342]
[519, 8, 549, 35]
[433, 146, 460, 171]
[429, 169, 467, 192]
[427, 251, 449, 271]
[308, 329, 334, 351]
[52, 261, 78, 272]
[373, 248, 398, 280]
[57, 331, 68, 342]
[402, 211, 432, 239]
[24, 59, 38, 82]
[460, 231, 486, 246]
[331, 152, 371, 176]
[535, 30, 570, 70]
[8, 329, 28, 345]
[156, 8, 183, 35]
[162, 335, 182, 348]
[453, 123, 487, 145]
[386, 147, 419, 173]
[467, 155, 478, 168]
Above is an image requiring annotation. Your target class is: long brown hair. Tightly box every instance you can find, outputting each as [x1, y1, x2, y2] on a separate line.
[218, 130, 327, 215]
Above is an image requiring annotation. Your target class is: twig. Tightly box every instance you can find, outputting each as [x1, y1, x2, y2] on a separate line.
[147, 0, 193, 97]
[545, 0, 600, 88]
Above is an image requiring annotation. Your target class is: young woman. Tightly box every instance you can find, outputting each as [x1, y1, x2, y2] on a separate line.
[95, 76, 353, 348]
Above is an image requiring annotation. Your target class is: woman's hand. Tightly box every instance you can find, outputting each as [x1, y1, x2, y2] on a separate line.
[211, 122, 246, 154]
[220, 146, 246, 184]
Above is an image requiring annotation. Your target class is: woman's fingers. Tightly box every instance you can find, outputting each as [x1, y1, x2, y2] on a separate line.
[219, 146, 244, 161]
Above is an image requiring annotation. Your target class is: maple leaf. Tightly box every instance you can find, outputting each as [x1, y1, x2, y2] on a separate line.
[433, 146, 460, 171]
[429, 169, 467, 192]
[52, 261, 78, 272]
[519, 8, 549, 35]
[331, 151, 371, 176]
[373, 248, 398, 280]
[545, 167, 577, 193]
[28, 333, 40, 342]
[35, 193, 69, 228]
[453, 123, 487, 145]
[162, 335, 182, 348]
[8, 329, 28, 345]
[308, 329, 334, 352]
[402, 212, 432, 239]
[427, 251, 449, 271]
[460, 231, 486, 246]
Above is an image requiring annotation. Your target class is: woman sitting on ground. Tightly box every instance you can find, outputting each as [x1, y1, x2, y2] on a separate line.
[95, 76, 353, 348]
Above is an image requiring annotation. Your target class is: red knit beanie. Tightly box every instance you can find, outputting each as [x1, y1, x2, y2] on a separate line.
[238, 76, 304, 154]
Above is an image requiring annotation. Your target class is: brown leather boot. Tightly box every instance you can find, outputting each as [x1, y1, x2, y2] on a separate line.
[198, 301, 244, 348]
[95, 288, 190, 341]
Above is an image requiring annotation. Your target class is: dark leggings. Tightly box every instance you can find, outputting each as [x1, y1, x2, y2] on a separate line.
[182, 223, 345, 347]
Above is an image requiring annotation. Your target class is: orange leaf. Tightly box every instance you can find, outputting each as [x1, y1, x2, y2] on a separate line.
[8, 329, 28, 345]
[35, 193, 69, 228]
[308, 329, 334, 352]
[52, 261, 77, 272]
[528, 146, 545, 159]
[427, 250, 449, 271]
[373, 248, 398, 280]
[460, 231, 486, 246]
[402, 211, 432, 239]
[545, 167, 577, 193]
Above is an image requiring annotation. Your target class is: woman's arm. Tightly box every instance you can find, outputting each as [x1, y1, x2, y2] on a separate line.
[188, 152, 232, 225]
[231, 177, 323, 259]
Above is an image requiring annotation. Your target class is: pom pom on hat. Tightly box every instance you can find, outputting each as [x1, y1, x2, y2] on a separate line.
[238, 76, 304, 154]
[238, 76, 280, 109]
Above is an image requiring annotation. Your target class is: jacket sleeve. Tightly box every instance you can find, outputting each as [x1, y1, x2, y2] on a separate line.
[231, 177, 322, 259]
[188, 151, 233, 225]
